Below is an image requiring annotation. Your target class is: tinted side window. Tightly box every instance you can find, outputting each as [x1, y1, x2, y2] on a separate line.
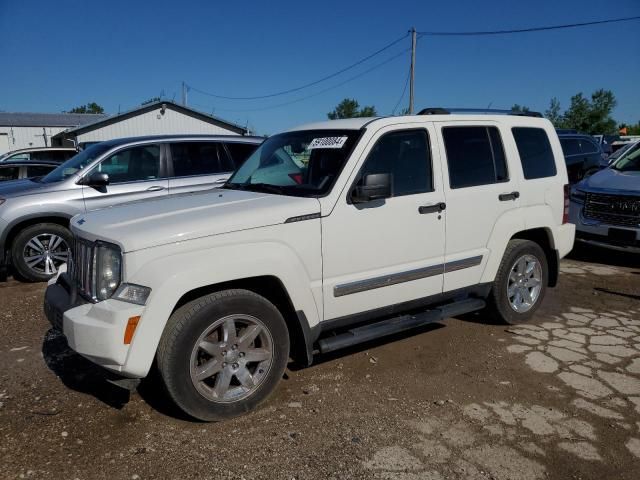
[9, 153, 29, 161]
[225, 142, 259, 168]
[48, 150, 76, 162]
[0, 166, 20, 181]
[512, 128, 557, 180]
[30, 151, 51, 161]
[27, 165, 56, 177]
[93, 145, 161, 183]
[359, 129, 432, 196]
[170, 142, 233, 177]
[560, 138, 580, 156]
[579, 139, 598, 154]
[443, 126, 508, 189]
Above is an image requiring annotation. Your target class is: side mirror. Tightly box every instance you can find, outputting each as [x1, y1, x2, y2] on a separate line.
[82, 172, 109, 187]
[352, 173, 392, 204]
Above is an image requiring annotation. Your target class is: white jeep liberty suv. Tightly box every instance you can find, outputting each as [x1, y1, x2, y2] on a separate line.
[45, 108, 575, 421]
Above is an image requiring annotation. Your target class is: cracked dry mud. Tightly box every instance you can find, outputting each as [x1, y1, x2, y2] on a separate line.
[361, 258, 640, 480]
[1, 249, 639, 479]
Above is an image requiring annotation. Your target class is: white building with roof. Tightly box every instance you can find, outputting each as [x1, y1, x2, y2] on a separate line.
[0, 112, 106, 154]
[53, 101, 248, 148]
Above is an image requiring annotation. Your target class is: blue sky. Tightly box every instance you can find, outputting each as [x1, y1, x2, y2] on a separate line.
[0, 0, 638, 134]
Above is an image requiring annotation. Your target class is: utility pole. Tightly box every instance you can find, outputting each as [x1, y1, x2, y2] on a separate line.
[409, 27, 417, 114]
[182, 81, 188, 106]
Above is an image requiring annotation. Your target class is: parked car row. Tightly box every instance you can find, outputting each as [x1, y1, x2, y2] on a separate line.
[0, 135, 261, 281]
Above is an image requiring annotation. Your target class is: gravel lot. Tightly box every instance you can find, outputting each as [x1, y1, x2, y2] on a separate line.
[0, 244, 639, 480]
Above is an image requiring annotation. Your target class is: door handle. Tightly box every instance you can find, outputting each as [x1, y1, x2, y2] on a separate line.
[499, 191, 520, 201]
[419, 202, 446, 214]
[146, 185, 165, 192]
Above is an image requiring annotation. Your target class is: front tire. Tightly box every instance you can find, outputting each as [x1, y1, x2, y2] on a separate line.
[486, 239, 548, 325]
[157, 289, 290, 421]
[11, 223, 72, 282]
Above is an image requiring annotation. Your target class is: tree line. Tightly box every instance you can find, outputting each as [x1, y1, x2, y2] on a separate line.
[328, 89, 638, 136]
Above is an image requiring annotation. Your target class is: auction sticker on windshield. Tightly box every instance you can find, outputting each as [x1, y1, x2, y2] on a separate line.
[308, 136, 348, 149]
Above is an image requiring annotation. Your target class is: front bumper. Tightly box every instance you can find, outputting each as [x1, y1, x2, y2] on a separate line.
[569, 201, 640, 253]
[44, 273, 146, 376]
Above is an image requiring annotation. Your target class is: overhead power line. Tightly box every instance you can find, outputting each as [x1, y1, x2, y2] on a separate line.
[189, 33, 409, 101]
[418, 15, 640, 36]
[392, 64, 411, 115]
[209, 48, 411, 113]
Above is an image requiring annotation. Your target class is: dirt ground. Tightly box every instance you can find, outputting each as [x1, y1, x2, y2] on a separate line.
[0, 243, 639, 480]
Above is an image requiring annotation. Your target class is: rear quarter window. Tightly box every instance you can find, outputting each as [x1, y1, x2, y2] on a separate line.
[512, 128, 557, 180]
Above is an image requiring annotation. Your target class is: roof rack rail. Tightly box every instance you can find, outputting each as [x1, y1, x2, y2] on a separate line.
[417, 107, 543, 118]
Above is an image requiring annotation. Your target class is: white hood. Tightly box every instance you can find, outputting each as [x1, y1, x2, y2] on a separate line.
[71, 189, 320, 252]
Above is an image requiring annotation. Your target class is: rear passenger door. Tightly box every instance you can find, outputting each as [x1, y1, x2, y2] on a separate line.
[438, 123, 520, 292]
[168, 141, 234, 194]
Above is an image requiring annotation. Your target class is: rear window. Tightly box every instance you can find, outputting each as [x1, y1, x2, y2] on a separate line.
[442, 126, 508, 189]
[512, 128, 557, 180]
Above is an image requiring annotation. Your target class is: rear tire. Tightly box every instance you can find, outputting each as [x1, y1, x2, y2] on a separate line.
[157, 289, 289, 422]
[486, 239, 548, 325]
[11, 223, 72, 282]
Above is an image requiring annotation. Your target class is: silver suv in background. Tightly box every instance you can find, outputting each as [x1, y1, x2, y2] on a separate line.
[0, 135, 262, 281]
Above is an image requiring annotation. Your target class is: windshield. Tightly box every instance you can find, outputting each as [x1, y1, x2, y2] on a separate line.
[224, 129, 361, 197]
[608, 142, 636, 162]
[39, 143, 112, 183]
[611, 143, 640, 172]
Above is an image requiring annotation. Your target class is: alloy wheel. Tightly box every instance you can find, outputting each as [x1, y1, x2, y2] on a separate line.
[22, 233, 69, 276]
[189, 314, 274, 403]
[507, 254, 542, 313]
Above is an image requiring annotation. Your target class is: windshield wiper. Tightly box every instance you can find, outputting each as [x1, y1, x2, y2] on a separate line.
[220, 182, 243, 190]
[221, 182, 286, 195]
[242, 183, 286, 195]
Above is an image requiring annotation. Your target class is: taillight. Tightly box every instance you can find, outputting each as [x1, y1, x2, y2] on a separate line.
[563, 184, 570, 224]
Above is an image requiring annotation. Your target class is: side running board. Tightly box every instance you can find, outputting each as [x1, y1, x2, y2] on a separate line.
[317, 298, 486, 354]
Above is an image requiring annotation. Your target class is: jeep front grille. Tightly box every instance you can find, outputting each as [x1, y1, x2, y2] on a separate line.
[71, 237, 95, 300]
[584, 192, 640, 228]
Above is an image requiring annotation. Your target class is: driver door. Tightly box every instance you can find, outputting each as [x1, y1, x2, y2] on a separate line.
[321, 125, 446, 321]
[82, 143, 168, 212]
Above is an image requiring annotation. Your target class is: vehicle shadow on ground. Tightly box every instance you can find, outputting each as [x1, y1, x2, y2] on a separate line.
[136, 367, 195, 422]
[41, 328, 131, 409]
[568, 242, 640, 269]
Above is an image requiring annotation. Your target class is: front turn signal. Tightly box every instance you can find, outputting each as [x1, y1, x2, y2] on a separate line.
[124, 316, 141, 344]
